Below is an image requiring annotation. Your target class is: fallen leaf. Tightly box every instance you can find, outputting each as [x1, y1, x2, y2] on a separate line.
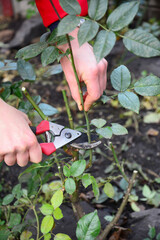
[146, 128, 159, 136]
[109, 229, 121, 240]
[144, 112, 160, 124]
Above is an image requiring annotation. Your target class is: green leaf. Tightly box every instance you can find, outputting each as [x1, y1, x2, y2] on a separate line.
[59, 0, 81, 15]
[51, 190, 63, 210]
[44, 233, 51, 240]
[63, 166, 71, 177]
[107, 1, 140, 31]
[41, 46, 59, 67]
[8, 213, 21, 228]
[0, 61, 17, 71]
[111, 123, 128, 135]
[104, 215, 114, 222]
[82, 174, 92, 188]
[143, 185, 151, 198]
[57, 15, 80, 36]
[2, 194, 14, 205]
[123, 29, 160, 57]
[91, 176, 99, 199]
[88, 0, 108, 21]
[16, 42, 48, 59]
[43, 64, 63, 77]
[41, 216, 54, 234]
[118, 91, 140, 114]
[17, 59, 36, 81]
[155, 178, 160, 184]
[156, 233, 160, 240]
[70, 160, 86, 177]
[91, 118, 106, 128]
[20, 230, 32, 240]
[76, 210, 101, 240]
[131, 202, 140, 212]
[148, 227, 156, 239]
[40, 32, 50, 42]
[93, 30, 116, 62]
[12, 222, 28, 233]
[0, 87, 11, 101]
[49, 181, 62, 191]
[12, 86, 23, 99]
[119, 178, 128, 191]
[103, 182, 115, 199]
[0, 228, 11, 240]
[78, 20, 99, 46]
[48, 28, 74, 45]
[134, 75, 160, 96]
[0, 61, 4, 68]
[38, 103, 58, 116]
[54, 233, 72, 240]
[53, 207, 63, 220]
[96, 127, 112, 139]
[100, 94, 111, 104]
[40, 204, 54, 215]
[110, 65, 131, 91]
[12, 184, 22, 199]
[65, 178, 76, 194]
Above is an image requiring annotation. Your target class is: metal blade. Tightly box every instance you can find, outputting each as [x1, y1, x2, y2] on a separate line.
[70, 132, 101, 149]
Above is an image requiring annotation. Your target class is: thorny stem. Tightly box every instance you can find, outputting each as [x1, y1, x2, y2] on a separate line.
[98, 170, 138, 240]
[22, 87, 48, 121]
[62, 89, 74, 129]
[110, 143, 129, 183]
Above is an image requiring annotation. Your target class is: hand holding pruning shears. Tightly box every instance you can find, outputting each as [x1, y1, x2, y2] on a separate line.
[0, 100, 100, 167]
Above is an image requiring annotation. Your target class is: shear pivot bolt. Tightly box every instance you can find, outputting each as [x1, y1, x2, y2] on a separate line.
[65, 132, 72, 139]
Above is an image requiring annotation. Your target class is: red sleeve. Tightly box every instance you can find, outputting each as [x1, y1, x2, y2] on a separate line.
[35, 0, 88, 27]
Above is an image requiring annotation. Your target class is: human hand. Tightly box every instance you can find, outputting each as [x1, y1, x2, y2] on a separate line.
[0, 100, 42, 167]
[59, 27, 108, 111]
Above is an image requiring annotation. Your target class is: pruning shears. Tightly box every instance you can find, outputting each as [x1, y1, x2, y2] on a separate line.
[31, 120, 101, 155]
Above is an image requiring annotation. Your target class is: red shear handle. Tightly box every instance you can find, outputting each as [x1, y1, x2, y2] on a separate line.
[40, 143, 56, 155]
[36, 120, 50, 135]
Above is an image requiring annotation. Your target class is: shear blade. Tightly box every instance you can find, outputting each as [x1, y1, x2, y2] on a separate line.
[70, 133, 101, 149]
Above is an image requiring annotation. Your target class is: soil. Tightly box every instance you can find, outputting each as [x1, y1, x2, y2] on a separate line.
[0, 16, 160, 240]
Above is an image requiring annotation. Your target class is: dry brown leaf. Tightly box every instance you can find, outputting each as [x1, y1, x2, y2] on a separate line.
[146, 128, 159, 136]
[109, 229, 121, 240]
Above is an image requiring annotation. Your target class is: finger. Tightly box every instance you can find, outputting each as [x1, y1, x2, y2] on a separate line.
[102, 59, 108, 90]
[66, 74, 83, 111]
[97, 60, 106, 95]
[0, 156, 4, 162]
[17, 150, 29, 167]
[29, 142, 42, 164]
[4, 153, 16, 166]
[84, 72, 101, 111]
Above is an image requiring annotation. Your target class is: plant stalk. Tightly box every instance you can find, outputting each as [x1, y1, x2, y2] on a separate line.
[22, 87, 48, 121]
[32, 205, 40, 240]
[62, 89, 74, 129]
[110, 143, 129, 182]
[70, 182, 85, 220]
[98, 170, 138, 240]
